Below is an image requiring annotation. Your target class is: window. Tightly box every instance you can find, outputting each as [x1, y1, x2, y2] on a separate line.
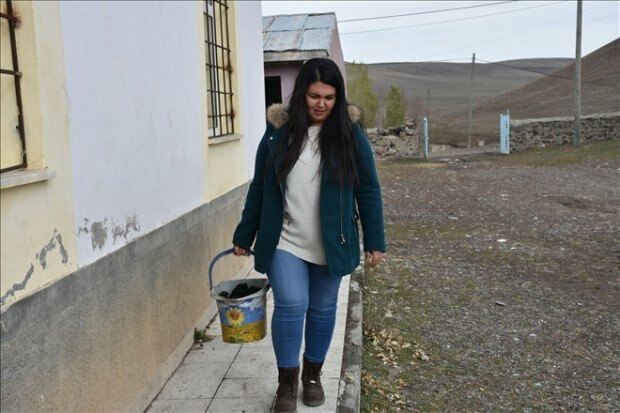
[204, 0, 234, 138]
[1, 0, 27, 173]
[265, 76, 282, 108]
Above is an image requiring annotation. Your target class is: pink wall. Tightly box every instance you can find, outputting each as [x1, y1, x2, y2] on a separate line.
[264, 24, 347, 106]
[329, 24, 347, 88]
[264, 64, 301, 105]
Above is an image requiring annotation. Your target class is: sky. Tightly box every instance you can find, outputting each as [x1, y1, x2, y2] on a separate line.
[261, 0, 619, 64]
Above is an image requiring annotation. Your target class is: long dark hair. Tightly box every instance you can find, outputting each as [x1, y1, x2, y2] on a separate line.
[278, 58, 358, 186]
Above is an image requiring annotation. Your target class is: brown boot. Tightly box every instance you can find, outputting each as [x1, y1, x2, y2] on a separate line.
[274, 367, 299, 413]
[302, 358, 325, 407]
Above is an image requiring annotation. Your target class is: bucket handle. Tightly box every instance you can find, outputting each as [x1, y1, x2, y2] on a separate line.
[208, 248, 255, 293]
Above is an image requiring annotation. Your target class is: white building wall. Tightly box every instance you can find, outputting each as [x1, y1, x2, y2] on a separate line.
[1, 2, 268, 411]
[235, 1, 266, 177]
[59, 1, 205, 266]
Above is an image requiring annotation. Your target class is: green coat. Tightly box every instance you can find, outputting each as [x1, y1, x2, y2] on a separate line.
[232, 104, 385, 277]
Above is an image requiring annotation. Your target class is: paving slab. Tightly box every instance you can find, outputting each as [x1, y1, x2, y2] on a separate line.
[146, 272, 352, 413]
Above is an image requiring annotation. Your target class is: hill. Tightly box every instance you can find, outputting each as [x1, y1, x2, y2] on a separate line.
[361, 58, 573, 119]
[440, 38, 620, 145]
[353, 38, 620, 146]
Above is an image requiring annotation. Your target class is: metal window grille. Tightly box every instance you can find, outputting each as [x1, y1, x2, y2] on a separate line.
[204, 0, 234, 138]
[0, 0, 27, 173]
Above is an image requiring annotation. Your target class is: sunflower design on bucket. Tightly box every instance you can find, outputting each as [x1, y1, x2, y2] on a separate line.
[225, 308, 245, 325]
[222, 319, 266, 343]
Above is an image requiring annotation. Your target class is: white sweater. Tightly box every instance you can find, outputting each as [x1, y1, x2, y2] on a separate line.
[277, 126, 326, 265]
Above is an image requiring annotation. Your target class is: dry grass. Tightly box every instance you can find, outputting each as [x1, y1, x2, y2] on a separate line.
[361, 141, 620, 412]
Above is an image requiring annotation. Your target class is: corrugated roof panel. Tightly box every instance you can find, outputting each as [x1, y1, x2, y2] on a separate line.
[262, 16, 276, 31]
[263, 30, 303, 52]
[262, 13, 337, 58]
[304, 14, 336, 29]
[299, 28, 332, 51]
[267, 14, 308, 32]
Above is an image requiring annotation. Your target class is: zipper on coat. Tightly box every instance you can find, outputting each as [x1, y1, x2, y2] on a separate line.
[339, 186, 346, 245]
[267, 136, 286, 227]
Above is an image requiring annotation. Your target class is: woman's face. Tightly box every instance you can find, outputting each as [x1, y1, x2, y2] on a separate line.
[306, 81, 337, 126]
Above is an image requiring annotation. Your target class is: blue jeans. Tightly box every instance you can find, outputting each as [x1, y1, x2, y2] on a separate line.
[267, 249, 343, 368]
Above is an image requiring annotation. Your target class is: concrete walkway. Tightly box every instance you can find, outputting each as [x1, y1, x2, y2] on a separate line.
[145, 272, 355, 413]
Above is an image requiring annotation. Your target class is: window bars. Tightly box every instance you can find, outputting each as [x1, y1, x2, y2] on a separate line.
[0, 0, 27, 173]
[204, 0, 234, 138]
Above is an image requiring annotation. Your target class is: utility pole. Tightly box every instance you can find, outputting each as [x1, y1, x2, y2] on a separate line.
[467, 53, 476, 148]
[574, 0, 583, 146]
[426, 88, 431, 119]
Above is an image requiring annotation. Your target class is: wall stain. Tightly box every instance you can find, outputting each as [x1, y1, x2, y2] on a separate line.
[56, 233, 69, 264]
[77, 217, 90, 236]
[77, 219, 108, 250]
[112, 215, 141, 243]
[78, 216, 141, 251]
[37, 238, 56, 269]
[36, 230, 68, 269]
[0, 264, 34, 306]
[1, 230, 70, 307]
[90, 221, 108, 251]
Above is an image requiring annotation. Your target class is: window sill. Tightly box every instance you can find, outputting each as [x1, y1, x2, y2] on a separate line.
[208, 134, 242, 145]
[1, 168, 56, 190]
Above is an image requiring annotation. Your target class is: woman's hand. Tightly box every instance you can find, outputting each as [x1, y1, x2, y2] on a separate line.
[233, 245, 251, 256]
[365, 251, 384, 267]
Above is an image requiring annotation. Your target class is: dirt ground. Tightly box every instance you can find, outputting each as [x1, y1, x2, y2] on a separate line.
[360, 141, 620, 412]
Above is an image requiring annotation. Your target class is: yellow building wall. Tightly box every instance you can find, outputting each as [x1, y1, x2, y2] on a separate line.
[2, 2, 266, 410]
[199, 0, 250, 202]
[0, 1, 76, 309]
[206, 139, 248, 200]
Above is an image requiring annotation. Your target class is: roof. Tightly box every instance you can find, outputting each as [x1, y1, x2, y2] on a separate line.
[262, 13, 337, 63]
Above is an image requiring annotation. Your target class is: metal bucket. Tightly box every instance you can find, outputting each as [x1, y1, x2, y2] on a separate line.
[208, 248, 269, 343]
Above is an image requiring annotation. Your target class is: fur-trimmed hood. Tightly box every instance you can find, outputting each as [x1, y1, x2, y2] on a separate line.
[266, 103, 362, 129]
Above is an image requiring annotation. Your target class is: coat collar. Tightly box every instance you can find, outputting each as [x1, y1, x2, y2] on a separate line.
[266, 103, 362, 129]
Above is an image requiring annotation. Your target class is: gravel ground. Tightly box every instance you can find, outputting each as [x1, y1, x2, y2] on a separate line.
[361, 145, 620, 413]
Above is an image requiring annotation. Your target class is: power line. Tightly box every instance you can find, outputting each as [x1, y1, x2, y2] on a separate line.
[416, 2, 572, 60]
[395, 3, 615, 62]
[360, 57, 472, 64]
[419, 58, 472, 63]
[476, 58, 574, 80]
[339, 1, 516, 23]
[464, 6, 607, 59]
[341, 1, 564, 35]
[476, 58, 616, 87]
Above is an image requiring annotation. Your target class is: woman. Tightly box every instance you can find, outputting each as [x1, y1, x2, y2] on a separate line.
[232, 58, 385, 413]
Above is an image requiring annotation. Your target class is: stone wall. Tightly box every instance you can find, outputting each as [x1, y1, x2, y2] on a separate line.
[367, 122, 420, 159]
[365, 112, 620, 158]
[510, 112, 620, 152]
